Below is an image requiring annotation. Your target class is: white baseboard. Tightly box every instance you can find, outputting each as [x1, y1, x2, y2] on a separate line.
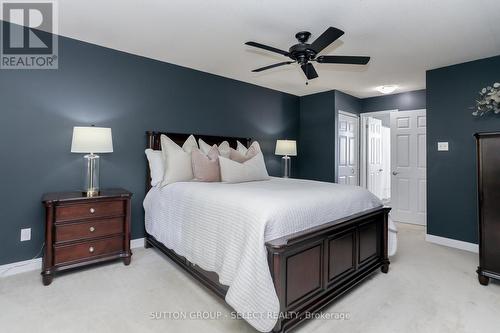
[426, 234, 479, 253]
[130, 237, 145, 249]
[0, 257, 43, 277]
[0, 237, 146, 278]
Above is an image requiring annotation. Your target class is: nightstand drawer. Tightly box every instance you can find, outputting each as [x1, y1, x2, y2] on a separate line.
[55, 200, 124, 222]
[55, 217, 124, 243]
[54, 236, 123, 265]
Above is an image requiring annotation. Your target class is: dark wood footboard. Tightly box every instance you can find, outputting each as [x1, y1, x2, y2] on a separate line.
[265, 206, 390, 332]
[144, 206, 390, 333]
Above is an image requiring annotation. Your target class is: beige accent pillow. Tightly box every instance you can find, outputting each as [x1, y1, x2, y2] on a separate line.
[230, 146, 258, 163]
[191, 145, 221, 182]
[160, 134, 198, 186]
[217, 141, 231, 158]
[236, 140, 247, 153]
[199, 138, 231, 158]
[230, 141, 260, 163]
[237, 140, 260, 154]
[219, 152, 270, 183]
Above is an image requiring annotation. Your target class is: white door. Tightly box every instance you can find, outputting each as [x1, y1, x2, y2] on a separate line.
[367, 117, 383, 198]
[390, 110, 427, 225]
[338, 112, 359, 185]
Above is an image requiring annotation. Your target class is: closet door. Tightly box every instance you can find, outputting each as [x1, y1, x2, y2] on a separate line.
[367, 117, 383, 198]
[338, 112, 359, 185]
[390, 109, 426, 225]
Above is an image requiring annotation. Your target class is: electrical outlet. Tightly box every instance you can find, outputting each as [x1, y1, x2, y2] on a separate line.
[20, 228, 31, 242]
[437, 142, 449, 151]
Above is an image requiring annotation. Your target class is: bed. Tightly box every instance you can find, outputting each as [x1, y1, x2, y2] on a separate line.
[143, 131, 391, 332]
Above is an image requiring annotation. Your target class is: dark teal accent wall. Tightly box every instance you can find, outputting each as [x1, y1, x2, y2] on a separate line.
[362, 89, 426, 113]
[335, 90, 363, 115]
[427, 55, 500, 244]
[297, 89, 425, 183]
[298, 91, 336, 181]
[0, 31, 299, 265]
[297, 90, 363, 182]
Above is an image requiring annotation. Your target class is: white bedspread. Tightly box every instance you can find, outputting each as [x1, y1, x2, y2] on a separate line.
[144, 177, 382, 332]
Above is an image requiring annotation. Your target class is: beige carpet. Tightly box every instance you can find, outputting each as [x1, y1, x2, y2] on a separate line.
[1, 223, 499, 333]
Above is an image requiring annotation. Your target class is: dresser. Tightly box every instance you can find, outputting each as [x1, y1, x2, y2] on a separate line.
[41, 188, 132, 285]
[475, 132, 500, 286]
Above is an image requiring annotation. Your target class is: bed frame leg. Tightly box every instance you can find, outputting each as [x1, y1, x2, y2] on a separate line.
[381, 262, 389, 274]
[144, 237, 152, 249]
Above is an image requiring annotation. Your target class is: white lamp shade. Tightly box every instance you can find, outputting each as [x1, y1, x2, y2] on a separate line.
[71, 126, 113, 153]
[275, 140, 297, 156]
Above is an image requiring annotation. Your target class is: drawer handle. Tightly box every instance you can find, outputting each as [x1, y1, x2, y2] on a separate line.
[89, 246, 95, 253]
[89, 208, 96, 214]
[89, 226, 95, 232]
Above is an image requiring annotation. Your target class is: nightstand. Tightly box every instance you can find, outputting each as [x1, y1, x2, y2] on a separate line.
[41, 188, 132, 285]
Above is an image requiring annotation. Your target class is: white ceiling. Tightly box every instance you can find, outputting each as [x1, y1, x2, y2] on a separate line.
[52, 0, 500, 97]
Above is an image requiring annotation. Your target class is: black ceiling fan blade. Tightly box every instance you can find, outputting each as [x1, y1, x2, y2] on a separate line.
[301, 63, 318, 80]
[245, 41, 289, 56]
[316, 55, 370, 65]
[310, 27, 344, 53]
[252, 61, 294, 72]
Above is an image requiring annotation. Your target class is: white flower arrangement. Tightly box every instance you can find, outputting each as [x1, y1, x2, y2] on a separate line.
[472, 82, 500, 116]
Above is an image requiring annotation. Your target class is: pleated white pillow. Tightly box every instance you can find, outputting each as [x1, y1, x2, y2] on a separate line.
[219, 152, 270, 183]
[160, 134, 198, 186]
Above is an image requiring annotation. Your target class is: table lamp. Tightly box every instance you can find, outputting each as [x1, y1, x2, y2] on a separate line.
[275, 139, 297, 178]
[71, 126, 113, 196]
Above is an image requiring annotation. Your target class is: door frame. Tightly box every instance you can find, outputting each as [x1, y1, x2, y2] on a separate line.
[359, 110, 398, 189]
[337, 110, 360, 184]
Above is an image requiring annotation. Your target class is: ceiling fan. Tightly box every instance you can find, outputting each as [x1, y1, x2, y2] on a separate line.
[245, 27, 370, 81]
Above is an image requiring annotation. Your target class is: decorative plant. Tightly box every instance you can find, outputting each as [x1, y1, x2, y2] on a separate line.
[472, 82, 500, 116]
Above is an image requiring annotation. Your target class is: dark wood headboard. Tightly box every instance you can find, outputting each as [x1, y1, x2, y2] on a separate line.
[145, 131, 251, 193]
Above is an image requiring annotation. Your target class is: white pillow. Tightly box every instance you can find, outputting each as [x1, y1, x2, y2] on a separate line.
[199, 138, 230, 158]
[145, 149, 164, 186]
[219, 152, 270, 183]
[237, 140, 261, 154]
[160, 134, 198, 186]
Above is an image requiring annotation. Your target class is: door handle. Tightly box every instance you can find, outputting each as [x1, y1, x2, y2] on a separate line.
[378, 169, 383, 172]
[351, 168, 355, 174]
[392, 171, 399, 176]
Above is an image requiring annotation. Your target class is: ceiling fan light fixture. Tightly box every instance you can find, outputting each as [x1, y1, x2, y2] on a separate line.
[376, 85, 398, 94]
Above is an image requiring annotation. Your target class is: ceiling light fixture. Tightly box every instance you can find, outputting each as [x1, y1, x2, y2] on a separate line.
[376, 85, 398, 94]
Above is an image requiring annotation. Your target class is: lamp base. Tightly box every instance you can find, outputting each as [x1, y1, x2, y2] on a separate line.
[83, 190, 100, 198]
[83, 153, 100, 196]
[282, 155, 291, 178]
